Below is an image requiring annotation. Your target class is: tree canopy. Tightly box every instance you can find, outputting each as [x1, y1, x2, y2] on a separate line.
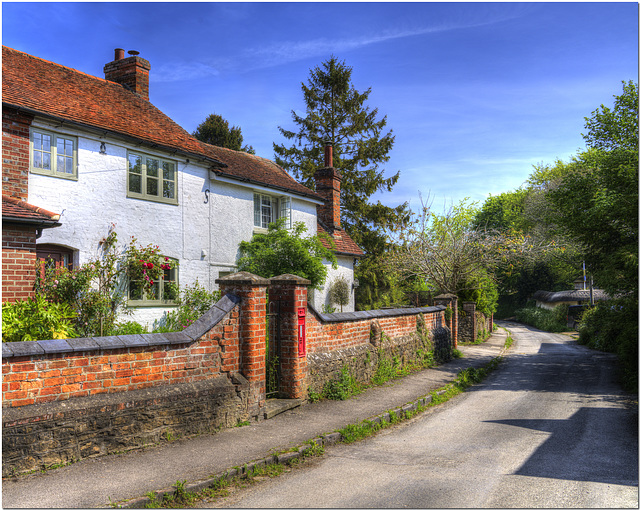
[193, 113, 255, 154]
[236, 220, 336, 290]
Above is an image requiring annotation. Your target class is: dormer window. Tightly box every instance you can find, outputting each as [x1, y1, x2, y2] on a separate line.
[127, 151, 178, 205]
[30, 129, 77, 179]
[253, 193, 291, 229]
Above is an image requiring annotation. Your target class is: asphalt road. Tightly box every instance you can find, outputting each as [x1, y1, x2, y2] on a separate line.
[206, 323, 639, 508]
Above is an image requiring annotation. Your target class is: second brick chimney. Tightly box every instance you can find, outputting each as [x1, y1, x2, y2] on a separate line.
[104, 48, 151, 100]
[314, 143, 342, 231]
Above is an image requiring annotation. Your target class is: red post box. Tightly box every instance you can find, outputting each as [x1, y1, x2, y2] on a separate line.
[297, 307, 306, 357]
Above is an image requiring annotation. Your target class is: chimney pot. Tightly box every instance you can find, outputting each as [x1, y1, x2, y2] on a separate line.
[128, 50, 140, 56]
[324, 143, 333, 168]
[114, 48, 125, 61]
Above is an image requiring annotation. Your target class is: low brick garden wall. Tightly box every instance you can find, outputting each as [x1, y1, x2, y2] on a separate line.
[306, 306, 450, 393]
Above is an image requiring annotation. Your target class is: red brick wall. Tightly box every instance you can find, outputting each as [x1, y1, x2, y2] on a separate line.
[2, 225, 37, 303]
[2, 308, 240, 408]
[306, 309, 442, 354]
[2, 108, 32, 200]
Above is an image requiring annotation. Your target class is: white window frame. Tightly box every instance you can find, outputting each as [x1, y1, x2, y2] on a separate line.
[30, 128, 78, 180]
[127, 151, 178, 205]
[128, 258, 179, 306]
[253, 192, 291, 230]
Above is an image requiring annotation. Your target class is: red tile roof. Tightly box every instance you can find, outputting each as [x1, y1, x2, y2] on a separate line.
[2, 196, 61, 225]
[1, 46, 320, 201]
[317, 222, 364, 257]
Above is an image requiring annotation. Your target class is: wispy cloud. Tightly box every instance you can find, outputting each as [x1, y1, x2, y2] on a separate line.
[154, 7, 526, 82]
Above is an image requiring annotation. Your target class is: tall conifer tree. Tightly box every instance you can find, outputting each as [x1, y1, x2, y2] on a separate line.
[273, 57, 408, 308]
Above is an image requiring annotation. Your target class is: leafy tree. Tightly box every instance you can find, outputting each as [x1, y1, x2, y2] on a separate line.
[236, 219, 337, 290]
[473, 188, 532, 233]
[193, 113, 255, 154]
[546, 81, 638, 298]
[273, 56, 408, 308]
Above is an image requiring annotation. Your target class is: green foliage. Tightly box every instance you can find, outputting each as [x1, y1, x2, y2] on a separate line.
[322, 365, 360, 400]
[328, 276, 350, 312]
[192, 113, 255, 154]
[578, 298, 637, 391]
[34, 226, 128, 337]
[237, 219, 336, 289]
[2, 295, 77, 342]
[473, 189, 532, 233]
[156, 281, 221, 332]
[514, 303, 570, 333]
[111, 321, 148, 336]
[456, 269, 499, 316]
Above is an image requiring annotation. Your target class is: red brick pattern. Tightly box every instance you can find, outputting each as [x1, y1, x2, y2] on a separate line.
[269, 282, 308, 399]
[2, 107, 32, 200]
[2, 225, 37, 302]
[306, 310, 442, 354]
[2, 310, 239, 408]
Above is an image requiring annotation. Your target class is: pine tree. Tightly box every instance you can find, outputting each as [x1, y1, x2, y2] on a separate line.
[273, 57, 408, 308]
[193, 113, 255, 154]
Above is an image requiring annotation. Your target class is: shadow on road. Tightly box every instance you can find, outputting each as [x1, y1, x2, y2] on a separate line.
[485, 407, 639, 486]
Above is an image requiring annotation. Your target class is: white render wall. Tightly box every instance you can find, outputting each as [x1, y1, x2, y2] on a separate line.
[311, 255, 356, 313]
[28, 121, 326, 326]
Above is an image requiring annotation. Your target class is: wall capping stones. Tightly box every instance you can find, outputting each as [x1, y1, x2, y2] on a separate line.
[307, 303, 445, 323]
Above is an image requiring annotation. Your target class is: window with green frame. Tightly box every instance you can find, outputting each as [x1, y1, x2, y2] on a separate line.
[253, 193, 291, 229]
[30, 128, 77, 179]
[128, 258, 178, 305]
[127, 152, 178, 204]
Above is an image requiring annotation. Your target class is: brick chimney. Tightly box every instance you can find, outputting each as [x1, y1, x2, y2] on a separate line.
[104, 48, 151, 100]
[314, 143, 342, 230]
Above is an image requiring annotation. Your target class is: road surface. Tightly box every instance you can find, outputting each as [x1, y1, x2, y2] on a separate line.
[206, 323, 638, 508]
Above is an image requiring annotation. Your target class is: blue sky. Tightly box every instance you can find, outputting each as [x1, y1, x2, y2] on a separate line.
[3, 2, 638, 213]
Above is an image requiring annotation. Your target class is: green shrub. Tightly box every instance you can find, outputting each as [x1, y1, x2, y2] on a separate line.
[111, 321, 148, 336]
[323, 366, 359, 400]
[514, 303, 569, 333]
[155, 281, 221, 332]
[578, 298, 637, 391]
[2, 295, 77, 342]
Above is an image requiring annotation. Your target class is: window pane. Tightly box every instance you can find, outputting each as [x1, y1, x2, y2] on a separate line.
[57, 155, 65, 172]
[163, 180, 175, 199]
[34, 151, 42, 168]
[129, 173, 142, 193]
[65, 157, 73, 174]
[129, 282, 143, 300]
[42, 134, 51, 152]
[33, 133, 42, 150]
[42, 152, 51, 170]
[148, 282, 160, 300]
[162, 162, 175, 181]
[129, 154, 142, 174]
[62, 138, 73, 157]
[147, 158, 159, 177]
[147, 177, 158, 196]
[254, 194, 261, 227]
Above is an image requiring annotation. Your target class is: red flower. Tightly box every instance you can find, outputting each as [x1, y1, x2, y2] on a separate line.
[147, 263, 154, 269]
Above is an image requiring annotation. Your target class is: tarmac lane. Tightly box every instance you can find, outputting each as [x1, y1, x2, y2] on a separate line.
[207, 324, 638, 508]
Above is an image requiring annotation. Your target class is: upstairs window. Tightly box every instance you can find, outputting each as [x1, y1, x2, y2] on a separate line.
[253, 193, 291, 229]
[128, 152, 177, 205]
[30, 129, 77, 179]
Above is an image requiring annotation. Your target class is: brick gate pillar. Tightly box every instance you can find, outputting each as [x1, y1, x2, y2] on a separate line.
[216, 272, 270, 420]
[269, 274, 310, 400]
[434, 293, 459, 348]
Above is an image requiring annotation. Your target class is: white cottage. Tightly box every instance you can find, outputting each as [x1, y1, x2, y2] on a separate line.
[1, 46, 363, 324]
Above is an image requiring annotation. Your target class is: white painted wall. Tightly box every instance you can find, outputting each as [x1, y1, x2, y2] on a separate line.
[312, 255, 357, 313]
[28, 120, 332, 326]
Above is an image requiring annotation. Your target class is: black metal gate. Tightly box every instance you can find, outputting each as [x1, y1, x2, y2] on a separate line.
[266, 299, 282, 398]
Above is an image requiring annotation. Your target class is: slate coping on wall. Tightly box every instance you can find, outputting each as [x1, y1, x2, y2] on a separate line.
[308, 303, 446, 323]
[1, 292, 241, 359]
